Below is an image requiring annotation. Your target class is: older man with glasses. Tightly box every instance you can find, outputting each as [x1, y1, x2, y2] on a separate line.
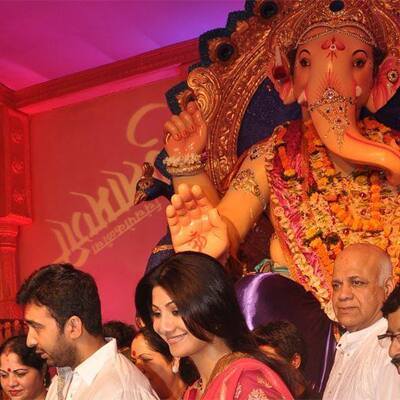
[380, 285, 400, 374]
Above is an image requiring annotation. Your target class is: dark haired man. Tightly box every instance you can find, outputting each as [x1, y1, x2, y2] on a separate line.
[17, 263, 158, 400]
[381, 284, 400, 374]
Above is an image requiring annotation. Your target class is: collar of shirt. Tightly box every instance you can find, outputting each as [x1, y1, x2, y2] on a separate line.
[56, 338, 117, 387]
[337, 318, 387, 356]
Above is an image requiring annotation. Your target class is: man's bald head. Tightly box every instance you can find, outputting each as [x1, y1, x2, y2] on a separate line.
[335, 243, 393, 286]
[332, 243, 395, 332]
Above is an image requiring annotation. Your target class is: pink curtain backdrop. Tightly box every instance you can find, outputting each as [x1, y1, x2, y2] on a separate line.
[18, 76, 180, 324]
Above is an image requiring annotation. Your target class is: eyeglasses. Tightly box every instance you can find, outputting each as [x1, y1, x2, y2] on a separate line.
[377, 332, 400, 343]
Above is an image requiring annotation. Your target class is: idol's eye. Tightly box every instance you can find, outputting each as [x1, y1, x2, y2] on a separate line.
[352, 57, 367, 68]
[299, 57, 311, 67]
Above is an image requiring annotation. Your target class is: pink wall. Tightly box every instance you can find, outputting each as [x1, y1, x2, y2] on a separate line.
[18, 77, 180, 324]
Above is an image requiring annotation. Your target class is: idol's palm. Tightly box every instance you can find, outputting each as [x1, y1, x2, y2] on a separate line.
[166, 184, 228, 258]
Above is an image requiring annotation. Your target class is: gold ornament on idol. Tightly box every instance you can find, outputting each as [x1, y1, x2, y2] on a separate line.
[309, 87, 354, 148]
[264, 0, 400, 78]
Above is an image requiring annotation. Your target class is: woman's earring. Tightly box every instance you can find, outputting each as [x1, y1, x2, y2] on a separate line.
[172, 357, 180, 374]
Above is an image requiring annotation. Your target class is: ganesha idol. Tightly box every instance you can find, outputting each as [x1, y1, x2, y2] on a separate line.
[134, 0, 400, 391]
[154, 0, 400, 316]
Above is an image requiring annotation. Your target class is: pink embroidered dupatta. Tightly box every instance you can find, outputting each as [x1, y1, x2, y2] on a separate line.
[183, 357, 293, 400]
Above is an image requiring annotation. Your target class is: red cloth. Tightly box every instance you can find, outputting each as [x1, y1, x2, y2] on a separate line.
[184, 357, 293, 400]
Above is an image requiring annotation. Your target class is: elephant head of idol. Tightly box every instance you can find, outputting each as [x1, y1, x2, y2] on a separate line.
[266, 0, 400, 185]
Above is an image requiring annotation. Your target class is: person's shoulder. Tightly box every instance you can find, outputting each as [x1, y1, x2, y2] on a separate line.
[226, 356, 265, 369]
[219, 357, 293, 399]
[223, 356, 279, 379]
[375, 359, 400, 397]
[114, 352, 151, 382]
[97, 352, 154, 393]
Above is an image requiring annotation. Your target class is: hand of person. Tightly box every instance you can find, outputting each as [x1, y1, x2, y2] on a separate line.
[166, 184, 228, 259]
[163, 102, 207, 156]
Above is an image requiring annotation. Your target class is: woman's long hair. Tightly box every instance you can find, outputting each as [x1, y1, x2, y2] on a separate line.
[135, 251, 301, 396]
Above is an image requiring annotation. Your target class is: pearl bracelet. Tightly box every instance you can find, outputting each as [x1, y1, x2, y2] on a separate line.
[163, 153, 207, 177]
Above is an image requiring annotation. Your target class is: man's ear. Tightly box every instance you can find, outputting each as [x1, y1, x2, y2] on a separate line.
[384, 276, 396, 299]
[64, 316, 83, 340]
[290, 352, 302, 370]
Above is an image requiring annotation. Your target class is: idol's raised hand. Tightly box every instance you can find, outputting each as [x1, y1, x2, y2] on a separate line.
[163, 102, 207, 156]
[166, 184, 228, 259]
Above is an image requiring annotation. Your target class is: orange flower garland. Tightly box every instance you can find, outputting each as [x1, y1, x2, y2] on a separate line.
[273, 117, 400, 284]
[304, 123, 384, 233]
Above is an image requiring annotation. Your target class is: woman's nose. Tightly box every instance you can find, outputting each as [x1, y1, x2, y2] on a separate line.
[154, 314, 174, 336]
[7, 373, 18, 387]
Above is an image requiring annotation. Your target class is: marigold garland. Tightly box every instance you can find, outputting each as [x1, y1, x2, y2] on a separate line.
[271, 117, 400, 293]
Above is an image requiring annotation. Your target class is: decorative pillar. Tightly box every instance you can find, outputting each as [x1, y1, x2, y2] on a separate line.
[0, 104, 31, 319]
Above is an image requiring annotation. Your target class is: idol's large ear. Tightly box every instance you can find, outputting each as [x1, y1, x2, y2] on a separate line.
[366, 54, 400, 113]
[268, 47, 296, 104]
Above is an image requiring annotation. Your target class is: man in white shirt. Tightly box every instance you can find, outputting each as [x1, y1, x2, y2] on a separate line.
[381, 284, 400, 375]
[323, 243, 400, 400]
[16, 263, 159, 399]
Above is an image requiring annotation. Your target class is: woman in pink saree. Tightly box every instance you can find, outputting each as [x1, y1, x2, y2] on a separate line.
[184, 356, 294, 400]
[135, 252, 297, 400]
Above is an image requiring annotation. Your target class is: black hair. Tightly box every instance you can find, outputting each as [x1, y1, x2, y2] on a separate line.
[17, 263, 102, 336]
[253, 320, 307, 372]
[103, 320, 136, 349]
[0, 335, 45, 372]
[138, 326, 199, 385]
[382, 284, 400, 318]
[135, 251, 301, 396]
[139, 326, 173, 362]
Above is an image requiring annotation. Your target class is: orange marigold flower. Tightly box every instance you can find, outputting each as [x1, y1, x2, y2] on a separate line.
[325, 168, 336, 176]
[370, 184, 380, 193]
[313, 160, 324, 169]
[325, 193, 338, 202]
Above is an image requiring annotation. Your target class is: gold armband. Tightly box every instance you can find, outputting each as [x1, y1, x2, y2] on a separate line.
[231, 168, 266, 209]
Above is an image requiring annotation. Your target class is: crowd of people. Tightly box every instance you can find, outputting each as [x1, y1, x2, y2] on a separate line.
[2, 1, 400, 399]
[0, 243, 399, 399]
